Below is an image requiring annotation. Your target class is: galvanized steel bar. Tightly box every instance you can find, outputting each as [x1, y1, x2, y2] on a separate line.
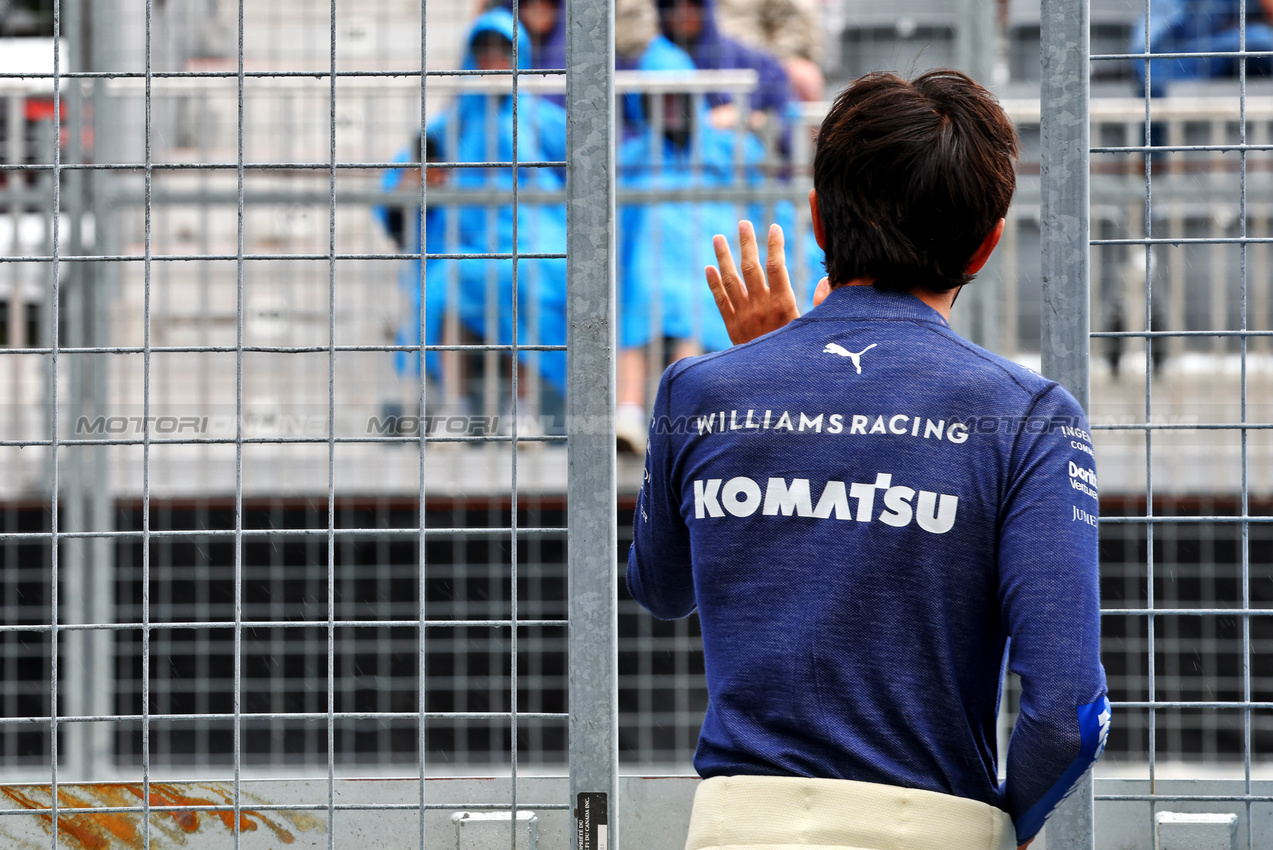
[417, 0, 430, 846]
[1140, 0, 1158, 831]
[60, 0, 112, 786]
[326, 1, 339, 847]
[1040, 0, 1091, 413]
[0, 619, 571, 633]
[1040, 0, 1093, 846]
[0, 251, 570, 261]
[48, 0, 63, 845]
[0, 710, 567, 724]
[510, 6, 523, 843]
[565, 0, 619, 845]
[1094, 49, 1273, 61]
[0, 798, 575, 816]
[0, 343, 571, 356]
[234, 0, 247, 846]
[0, 800, 575, 816]
[0, 68, 569, 79]
[142, 0, 155, 845]
[0, 526, 571, 541]
[1238, 9, 1254, 850]
[1048, 771, 1095, 850]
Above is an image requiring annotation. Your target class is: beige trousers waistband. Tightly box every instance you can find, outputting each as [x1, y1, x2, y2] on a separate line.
[685, 775, 1016, 850]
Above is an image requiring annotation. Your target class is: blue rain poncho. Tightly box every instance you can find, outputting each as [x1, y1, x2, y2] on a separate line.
[431, 8, 568, 394]
[618, 37, 821, 352]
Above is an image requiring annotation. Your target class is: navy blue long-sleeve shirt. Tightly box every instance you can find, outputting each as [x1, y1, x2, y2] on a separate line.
[627, 285, 1109, 843]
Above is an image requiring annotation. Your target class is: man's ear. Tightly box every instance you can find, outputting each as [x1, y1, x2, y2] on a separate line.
[809, 189, 826, 250]
[966, 218, 1005, 275]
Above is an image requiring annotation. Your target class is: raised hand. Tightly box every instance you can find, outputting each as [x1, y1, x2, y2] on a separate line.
[705, 220, 801, 346]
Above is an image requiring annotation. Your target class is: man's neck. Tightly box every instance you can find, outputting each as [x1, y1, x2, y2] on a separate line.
[837, 278, 958, 322]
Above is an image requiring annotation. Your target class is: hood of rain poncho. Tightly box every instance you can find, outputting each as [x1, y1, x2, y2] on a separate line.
[426, 7, 569, 395]
[493, 0, 566, 70]
[657, 0, 725, 58]
[457, 7, 534, 119]
[435, 9, 562, 174]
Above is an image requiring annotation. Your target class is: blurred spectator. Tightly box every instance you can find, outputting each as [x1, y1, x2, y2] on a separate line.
[432, 7, 568, 431]
[615, 36, 825, 451]
[1131, 0, 1273, 96]
[654, 0, 794, 136]
[376, 132, 450, 406]
[715, 0, 826, 102]
[617, 0, 665, 137]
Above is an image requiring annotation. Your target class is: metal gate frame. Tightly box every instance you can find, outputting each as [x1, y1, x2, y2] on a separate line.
[565, 0, 621, 847]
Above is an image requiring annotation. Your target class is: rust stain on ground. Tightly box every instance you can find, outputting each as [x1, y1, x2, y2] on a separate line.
[0, 782, 304, 849]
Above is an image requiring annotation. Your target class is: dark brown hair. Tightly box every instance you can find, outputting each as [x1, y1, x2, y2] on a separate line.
[813, 70, 1018, 294]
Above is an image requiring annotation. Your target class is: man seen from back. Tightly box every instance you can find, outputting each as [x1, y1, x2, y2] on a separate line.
[627, 70, 1110, 850]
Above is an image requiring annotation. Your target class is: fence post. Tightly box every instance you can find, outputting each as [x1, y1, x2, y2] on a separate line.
[566, 0, 619, 847]
[60, 0, 116, 782]
[1040, 0, 1091, 413]
[1040, 0, 1094, 847]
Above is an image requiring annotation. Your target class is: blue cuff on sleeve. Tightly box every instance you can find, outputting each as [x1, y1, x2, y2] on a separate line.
[1014, 695, 1111, 843]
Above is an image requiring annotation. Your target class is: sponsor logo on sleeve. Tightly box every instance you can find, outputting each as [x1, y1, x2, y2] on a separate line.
[1072, 505, 1098, 527]
[1060, 424, 1096, 458]
[1068, 461, 1099, 500]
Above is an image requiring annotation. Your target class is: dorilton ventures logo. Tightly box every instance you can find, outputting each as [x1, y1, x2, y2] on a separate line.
[1068, 460, 1098, 500]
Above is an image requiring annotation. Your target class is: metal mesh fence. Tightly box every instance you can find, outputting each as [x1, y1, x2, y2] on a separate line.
[3, 0, 1273, 846]
[0, 0, 606, 845]
[1085, 0, 1273, 846]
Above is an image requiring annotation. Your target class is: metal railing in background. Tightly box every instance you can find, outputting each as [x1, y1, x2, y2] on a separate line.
[8, 77, 1273, 492]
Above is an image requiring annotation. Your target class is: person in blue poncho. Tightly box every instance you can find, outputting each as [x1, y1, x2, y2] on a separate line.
[377, 132, 451, 405]
[1131, 0, 1273, 96]
[615, 35, 821, 452]
[431, 7, 568, 432]
[656, 0, 793, 137]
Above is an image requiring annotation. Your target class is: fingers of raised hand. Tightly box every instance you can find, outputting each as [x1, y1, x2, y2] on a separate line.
[705, 263, 737, 328]
[764, 223, 792, 295]
[707, 222, 802, 347]
[736, 220, 767, 295]
[711, 233, 744, 298]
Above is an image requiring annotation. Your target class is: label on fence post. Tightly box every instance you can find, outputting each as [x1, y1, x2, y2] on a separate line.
[576, 792, 608, 850]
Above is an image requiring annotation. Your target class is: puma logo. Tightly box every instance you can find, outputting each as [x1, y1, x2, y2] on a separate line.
[823, 342, 877, 373]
